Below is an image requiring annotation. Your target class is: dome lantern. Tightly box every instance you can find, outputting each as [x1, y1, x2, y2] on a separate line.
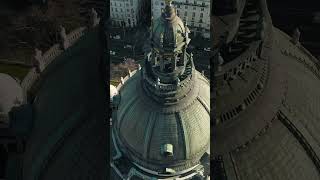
[143, 0, 194, 104]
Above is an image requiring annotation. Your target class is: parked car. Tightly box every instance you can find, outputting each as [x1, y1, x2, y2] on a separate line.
[124, 44, 133, 49]
[110, 51, 116, 55]
[204, 47, 211, 52]
[110, 35, 121, 40]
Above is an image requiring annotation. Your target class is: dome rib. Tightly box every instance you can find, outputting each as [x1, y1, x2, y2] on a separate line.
[175, 112, 190, 159]
[114, 71, 210, 172]
[176, 112, 189, 159]
[111, 1, 210, 176]
[143, 112, 157, 159]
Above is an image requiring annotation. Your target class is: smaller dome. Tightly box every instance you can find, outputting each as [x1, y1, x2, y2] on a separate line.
[110, 85, 118, 101]
[0, 73, 24, 123]
[151, 2, 190, 53]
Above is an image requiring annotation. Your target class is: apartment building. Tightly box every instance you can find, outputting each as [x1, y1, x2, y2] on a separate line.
[152, 0, 210, 38]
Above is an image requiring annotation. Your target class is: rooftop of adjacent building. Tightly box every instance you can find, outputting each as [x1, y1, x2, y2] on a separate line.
[0, 0, 104, 65]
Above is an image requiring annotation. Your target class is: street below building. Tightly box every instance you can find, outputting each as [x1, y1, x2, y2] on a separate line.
[110, 25, 149, 64]
[110, 25, 211, 78]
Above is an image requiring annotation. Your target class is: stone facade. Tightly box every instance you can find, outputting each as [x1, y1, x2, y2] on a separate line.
[110, 0, 142, 27]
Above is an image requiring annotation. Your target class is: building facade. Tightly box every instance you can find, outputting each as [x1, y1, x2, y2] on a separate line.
[110, 0, 141, 27]
[152, 0, 210, 38]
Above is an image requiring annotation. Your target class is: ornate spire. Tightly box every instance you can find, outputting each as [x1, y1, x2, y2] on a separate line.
[142, 0, 195, 104]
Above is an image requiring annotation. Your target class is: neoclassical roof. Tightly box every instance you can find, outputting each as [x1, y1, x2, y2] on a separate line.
[113, 70, 210, 173]
[213, 0, 320, 179]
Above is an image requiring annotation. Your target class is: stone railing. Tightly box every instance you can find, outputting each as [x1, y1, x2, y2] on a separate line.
[67, 27, 87, 47]
[217, 41, 260, 73]
[276, 29, 320, 80]
[214, 41, 261, 85]
[116, 66, 141, 91]
[37, 44, 63, 72]
[20, 8, 101, 101]
[21, 67, 40, 93]
[277, 29, 320, 70]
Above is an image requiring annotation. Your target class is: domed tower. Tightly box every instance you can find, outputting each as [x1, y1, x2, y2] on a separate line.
[111, 1, 210, 179]
[213, 0, 320, 179]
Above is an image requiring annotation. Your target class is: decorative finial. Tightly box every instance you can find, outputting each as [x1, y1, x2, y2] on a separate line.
[90, 8, 100, 27]
[35, 48, 42, 60]
[59, 25, 69, 50]
[34, 48, 43, 73]
[128, 68, 132, 77]
[176, 78, 180, 86]
[292, 27, 301, 45]
[120, 77, 124, 84]
[60, 26, 67, 40]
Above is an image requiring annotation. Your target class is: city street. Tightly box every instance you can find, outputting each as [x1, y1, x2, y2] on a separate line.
[189, 35, 211, 77]
[110, 25, 149, 64]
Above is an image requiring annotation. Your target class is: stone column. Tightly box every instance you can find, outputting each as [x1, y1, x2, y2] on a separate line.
[34, 48, 43, 73]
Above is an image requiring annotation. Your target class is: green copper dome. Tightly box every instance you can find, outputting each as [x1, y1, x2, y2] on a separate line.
[151, 3, 190, 54]
[111, 1, 210, 178]
[113, 70, 210, 174]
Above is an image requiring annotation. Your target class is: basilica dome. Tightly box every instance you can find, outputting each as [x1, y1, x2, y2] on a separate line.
[151, 4, 190, 53]
[111, 1, 210, 178]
